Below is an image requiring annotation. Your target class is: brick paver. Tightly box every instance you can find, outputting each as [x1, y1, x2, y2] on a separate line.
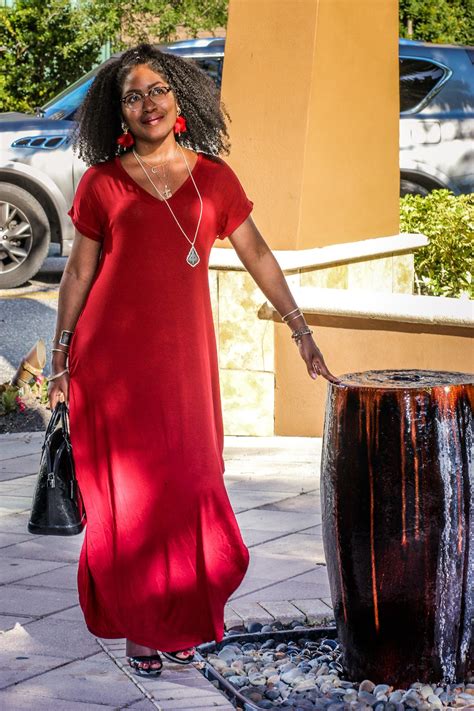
[0, 433, 333, 709]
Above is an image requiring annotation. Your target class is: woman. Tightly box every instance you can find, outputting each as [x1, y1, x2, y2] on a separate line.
[48, 43, 339, 677]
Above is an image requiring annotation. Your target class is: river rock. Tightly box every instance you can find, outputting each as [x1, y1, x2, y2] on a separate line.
[294, 679, 317, 691]
[280, 662, 297, 673]
[344, 689, 358, 701]
[249, 672, 267, 686]
[418, 684, 434, 699]
[227, 674, 248, 687]
[281, 668, 305, 685]
[359, 679, 376, 693]
[262, 666, 278, 678]
[209, 657, 227, 672]
[217, 645, 240, 661]
[264, 687, 281, 700]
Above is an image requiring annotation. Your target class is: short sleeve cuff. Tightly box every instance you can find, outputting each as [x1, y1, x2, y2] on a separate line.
[218, 199, 254, 239]
[68, 206, 104, 242]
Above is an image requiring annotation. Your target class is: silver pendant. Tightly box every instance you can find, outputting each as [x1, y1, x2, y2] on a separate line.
[186, 246, 200, 267]
[162, 186, 172, 199]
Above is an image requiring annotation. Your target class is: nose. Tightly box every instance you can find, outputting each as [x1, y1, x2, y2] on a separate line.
[142, 93, 156, 111]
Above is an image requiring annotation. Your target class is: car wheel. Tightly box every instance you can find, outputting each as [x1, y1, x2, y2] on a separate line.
[0, 183, 50, 289]
[400, 179, 431, 197]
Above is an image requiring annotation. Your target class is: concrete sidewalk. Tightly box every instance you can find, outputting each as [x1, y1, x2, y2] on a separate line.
[0, 434, 333, 710]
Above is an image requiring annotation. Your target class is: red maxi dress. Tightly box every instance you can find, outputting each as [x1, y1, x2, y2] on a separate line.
[67, 151, 252, 650]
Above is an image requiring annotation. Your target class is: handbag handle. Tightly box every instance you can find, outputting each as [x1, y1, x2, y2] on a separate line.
[42, 402, 63, 448]
[42, 401, 72, 477]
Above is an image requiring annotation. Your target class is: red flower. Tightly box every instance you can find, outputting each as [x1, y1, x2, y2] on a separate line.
[173, 116, 187, 134]
[15, 396, 26, 413]
[117, 131, 134, 147]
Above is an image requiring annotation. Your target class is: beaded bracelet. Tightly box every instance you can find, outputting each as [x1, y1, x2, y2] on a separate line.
[291, 327, 313, 344]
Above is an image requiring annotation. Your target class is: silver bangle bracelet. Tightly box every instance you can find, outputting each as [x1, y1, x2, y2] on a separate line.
[47, 368, 69, 382]
[282, 307, 301, 321]
[285, 312, 305, 325]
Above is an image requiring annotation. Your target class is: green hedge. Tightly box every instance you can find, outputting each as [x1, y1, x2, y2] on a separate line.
[400, 190, 473, 299]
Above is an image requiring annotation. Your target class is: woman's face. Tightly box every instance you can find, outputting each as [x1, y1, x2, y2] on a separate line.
[120, 64, 177, 143]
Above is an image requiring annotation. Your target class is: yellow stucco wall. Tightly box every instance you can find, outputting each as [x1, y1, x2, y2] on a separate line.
[220, 0, 400, 250]
[275, 321, 474, 436]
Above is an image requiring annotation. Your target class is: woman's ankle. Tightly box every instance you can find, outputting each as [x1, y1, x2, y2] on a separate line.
[126, 639, 156, 656]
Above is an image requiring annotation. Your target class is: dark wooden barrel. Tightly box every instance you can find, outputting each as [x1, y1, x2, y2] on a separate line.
[320, 370, 473, 687]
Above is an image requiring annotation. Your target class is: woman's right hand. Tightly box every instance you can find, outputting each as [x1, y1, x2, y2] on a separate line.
[48, 372, 70, 410]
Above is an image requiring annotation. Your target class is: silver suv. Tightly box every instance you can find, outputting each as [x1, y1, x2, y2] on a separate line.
[0, 37, 472, 288]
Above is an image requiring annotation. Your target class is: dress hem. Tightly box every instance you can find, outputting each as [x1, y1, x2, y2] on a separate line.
[82, 616, 227, 652]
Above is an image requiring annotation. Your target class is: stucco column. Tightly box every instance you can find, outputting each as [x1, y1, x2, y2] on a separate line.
[214, 0, 400, 436]
[220, 0, 400, 249]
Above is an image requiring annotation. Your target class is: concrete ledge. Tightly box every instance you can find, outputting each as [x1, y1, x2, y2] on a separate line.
[258, 286, 474, 337]
[209, 233, 428, 273]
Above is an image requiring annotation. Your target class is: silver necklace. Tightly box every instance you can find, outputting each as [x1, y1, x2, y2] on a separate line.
[132, 146, 178, 199]
[133, 145, 202, 267]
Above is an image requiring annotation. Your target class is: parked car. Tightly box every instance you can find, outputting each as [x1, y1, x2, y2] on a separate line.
[0, 37, 472, 288]
[399, 39, 474, 196]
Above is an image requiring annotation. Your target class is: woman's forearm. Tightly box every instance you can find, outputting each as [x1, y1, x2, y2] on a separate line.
[51, 269, 96, 372]
[239, 247, 306, 331]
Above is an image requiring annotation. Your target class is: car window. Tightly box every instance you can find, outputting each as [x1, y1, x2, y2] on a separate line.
[42, 77, 94, 120]
[192, 57, 223, 88]
[399, 58, 447, 113]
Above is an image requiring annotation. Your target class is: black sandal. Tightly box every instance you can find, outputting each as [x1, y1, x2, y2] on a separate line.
[161, 647, 197, 665]
[127, 653, 163, 677]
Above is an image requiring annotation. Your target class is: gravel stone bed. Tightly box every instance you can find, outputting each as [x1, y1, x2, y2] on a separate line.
[199, 620, 474, 711]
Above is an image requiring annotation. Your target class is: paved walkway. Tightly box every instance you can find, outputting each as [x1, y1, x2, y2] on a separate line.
[0, 433, 333, 710]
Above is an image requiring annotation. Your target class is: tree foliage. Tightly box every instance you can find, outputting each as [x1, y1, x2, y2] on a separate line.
[0, 0, 111, 112]
[399, 0, 474, 45]
[106, 0, 228, 46]
[0, 0, 228, 114]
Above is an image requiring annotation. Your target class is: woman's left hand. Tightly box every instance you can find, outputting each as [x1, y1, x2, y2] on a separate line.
[297, 334, 341, 384]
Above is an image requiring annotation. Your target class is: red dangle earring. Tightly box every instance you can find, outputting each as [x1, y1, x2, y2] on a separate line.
[173, 107, 187, 135]
[117, 123, 134, 148]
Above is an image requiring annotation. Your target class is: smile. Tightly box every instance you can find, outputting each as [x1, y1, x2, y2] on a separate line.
[141, 115, 165, 125]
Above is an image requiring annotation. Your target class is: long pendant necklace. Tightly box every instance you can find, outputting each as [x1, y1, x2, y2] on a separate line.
[133, 145, 203, 267]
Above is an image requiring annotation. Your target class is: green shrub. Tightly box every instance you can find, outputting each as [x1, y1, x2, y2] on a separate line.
[400, 190, 473, 298]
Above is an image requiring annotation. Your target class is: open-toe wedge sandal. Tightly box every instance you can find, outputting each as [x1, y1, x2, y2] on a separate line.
[127, 653, 163, 677]
[161, 647, 197, 665]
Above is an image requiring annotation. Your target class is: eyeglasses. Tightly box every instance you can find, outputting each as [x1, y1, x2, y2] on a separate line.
[121, 85, 173, 111]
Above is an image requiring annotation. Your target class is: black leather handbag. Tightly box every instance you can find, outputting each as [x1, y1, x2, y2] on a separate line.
[28, 401, 86, 536]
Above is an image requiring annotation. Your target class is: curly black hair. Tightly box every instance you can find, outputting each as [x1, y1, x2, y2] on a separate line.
[74, 43, 231, 166]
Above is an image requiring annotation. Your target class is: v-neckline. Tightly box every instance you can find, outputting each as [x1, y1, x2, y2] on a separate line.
[115, 151, 202, 204]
